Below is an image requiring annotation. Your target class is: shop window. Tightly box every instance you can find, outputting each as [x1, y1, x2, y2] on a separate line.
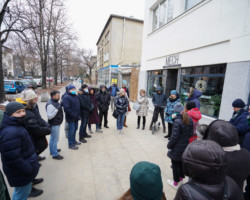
[185, 0, 203, 10]
[147, 70, 166, 98]
[180, 65, 226, 118]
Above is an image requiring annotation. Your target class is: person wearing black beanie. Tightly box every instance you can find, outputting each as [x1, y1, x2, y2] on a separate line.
[230, 98, 248, 144]
[5, 101, 25, 116]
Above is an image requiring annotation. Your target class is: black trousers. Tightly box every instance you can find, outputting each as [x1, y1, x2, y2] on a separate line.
[171, 160, 185, 182]
[137, 116, 146, 126]
[150, 107, 165, 128]
[99, 111, 108, 128]
[167, 123, 173, 137]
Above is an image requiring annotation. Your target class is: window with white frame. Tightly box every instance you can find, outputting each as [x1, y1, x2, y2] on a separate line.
[105, 31, 110, 44]
[185, 0, 203, 10]
[152, 0, 173, 31]
[104, 51, 109, 62]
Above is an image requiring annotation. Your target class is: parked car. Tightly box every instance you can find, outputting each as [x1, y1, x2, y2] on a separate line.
[4, 80, 26, 94]
[21, 79, 38, 90]
[24, 76, 33, 80]
[33, 78, 42, 87]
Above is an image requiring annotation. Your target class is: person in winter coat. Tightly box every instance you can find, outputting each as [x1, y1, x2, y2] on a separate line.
[118, 161, 166, 200]
[62, 85, 69, 138]
[0, 111, 11, 200]
[230, 98, 249, 144]
[186, 101, 202, 143]
[164, 90, 181, 139]
[0, 102, 39, 200]
[77, 84, 93, 143]
[167, 103, 193, 189]
[205, 120, 250, 192]
[122, 84, 130, 127]
[108, 82, 119, 111]
[186, 87, 202, 109]
[136, 89, 149, 130]
[174, 140, 244, 200]
[62, 84, 81, 150]
[96, 85, 110, 129]
[22, 89, 51, 157]
[88, 88, 102, 133]
[150, 86, 167, 133]
[114, 88, 129, 134]
[46, 90, 64, 160]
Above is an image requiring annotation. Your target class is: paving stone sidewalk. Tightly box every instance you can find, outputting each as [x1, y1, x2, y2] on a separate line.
[4, 82, 180, 200]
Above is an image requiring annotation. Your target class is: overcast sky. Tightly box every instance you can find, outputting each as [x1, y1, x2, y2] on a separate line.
[65, 0, 145, 54]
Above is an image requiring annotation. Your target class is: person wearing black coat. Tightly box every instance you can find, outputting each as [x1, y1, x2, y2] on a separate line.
[167, 103, 193, 189]
[114, 89, 129, 134]
[77, 84, 93, 143]
[174, 140, 243, 200]
[206, 120, 250, 192]
[149, 86, 167, 133]
[0, 102, 39, 200]
[96, 85, 110, 129]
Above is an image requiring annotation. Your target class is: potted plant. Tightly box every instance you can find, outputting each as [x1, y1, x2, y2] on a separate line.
[211, 94, 222, 117]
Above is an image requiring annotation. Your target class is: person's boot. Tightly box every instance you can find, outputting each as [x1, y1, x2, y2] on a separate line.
[149, 122, 153, 130]
[163, 127, 166, 133]
[137, 124, 140, 129]
[123, 117, 128, 127]
[29, 187, 43, 197]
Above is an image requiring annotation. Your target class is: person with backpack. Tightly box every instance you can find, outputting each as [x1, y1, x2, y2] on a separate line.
[174, 140, 243, 200]
[164, 90, 181, 139]
[0, 102, 40, 200]
[108, 82, 119, 111]
[167, 103, 193, 189]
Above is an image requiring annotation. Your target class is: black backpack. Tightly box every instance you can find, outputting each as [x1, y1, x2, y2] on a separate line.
[187, 180, 228, 200]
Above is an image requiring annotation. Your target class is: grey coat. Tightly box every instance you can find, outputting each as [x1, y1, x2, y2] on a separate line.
[136, 95, 149, 117]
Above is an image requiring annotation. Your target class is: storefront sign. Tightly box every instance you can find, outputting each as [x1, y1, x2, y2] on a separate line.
[164, 54, 181, 68]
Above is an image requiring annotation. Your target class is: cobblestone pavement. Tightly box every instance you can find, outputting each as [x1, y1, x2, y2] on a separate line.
[3, 82, 182, 200]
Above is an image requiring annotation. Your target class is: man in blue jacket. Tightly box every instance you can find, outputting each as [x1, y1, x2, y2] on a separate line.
[0, 102, 39, 200]
[62, 84, 81, 150]
[108, 82, 119, 111]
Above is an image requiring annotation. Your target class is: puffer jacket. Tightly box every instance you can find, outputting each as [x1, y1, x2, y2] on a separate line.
[175, 140, 243, 200]
[136, 95, 149, 117]
[114, 95, 129, 114]
[188, 108, 202, 142]
[152, 86, 167, 107]
[165, 96, 181, 123]
[206, 120, 250, 190]
[25, 104, 51, 155]
[230, 108, 249, 144]
[167, 114, 193, 161]
[0, 113, 39, 187]
[187, 89, 202, 109]
[78, 89, 93, 116]
[96, 86, 111, 112]
[62, 91, 80, 122]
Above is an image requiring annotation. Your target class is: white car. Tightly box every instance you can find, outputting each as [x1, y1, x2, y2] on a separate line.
[33, 78, 42, 87]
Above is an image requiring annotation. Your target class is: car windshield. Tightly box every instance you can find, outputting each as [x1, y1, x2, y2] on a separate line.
[4, 81, 13, 85]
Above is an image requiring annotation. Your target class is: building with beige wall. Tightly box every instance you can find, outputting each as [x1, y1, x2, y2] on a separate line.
[96, 14, 143, 87]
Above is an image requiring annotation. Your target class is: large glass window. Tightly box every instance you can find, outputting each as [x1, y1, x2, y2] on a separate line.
[180, 65, 226, 118]
[152, 0, 173, 31]
[147, 70, 166, 98]
[185, 0, 203, 10]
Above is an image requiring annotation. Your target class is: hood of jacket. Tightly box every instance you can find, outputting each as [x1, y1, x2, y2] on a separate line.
[190, 89, 202, 100]
[187, 108, 202, 121]
[0, 113, 20, 130]
[156, 86, 163, 92]
[182, 140, 227, 184]
[206, 120, 239, 147]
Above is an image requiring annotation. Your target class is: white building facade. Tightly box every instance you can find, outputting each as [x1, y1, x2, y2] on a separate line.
[139, 0, 250, 124]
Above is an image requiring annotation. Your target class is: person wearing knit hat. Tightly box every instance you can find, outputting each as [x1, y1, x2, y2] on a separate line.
[0, 102, 39, 200]
[164, 90, 181, 139]
[167, 102, 193, 190]
[21, 89, 38, 102]
[230, 98, 248, 144]
[67, 84, 76, 92]
[118, 161, 166, 200]
[81, 84, 88, 90]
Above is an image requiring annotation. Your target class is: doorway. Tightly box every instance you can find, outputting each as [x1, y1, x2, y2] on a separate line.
[165, 69, 178, 96]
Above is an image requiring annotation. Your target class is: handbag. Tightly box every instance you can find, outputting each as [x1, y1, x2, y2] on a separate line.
[133, 101, 141, 111]
[112, 109, 119, 119]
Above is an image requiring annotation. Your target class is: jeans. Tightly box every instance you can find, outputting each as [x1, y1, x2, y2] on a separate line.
[171, 160, 185, 182]
[88, 123, 99, 131]
[49, 125, 60, 157]
[68, 121, 78, 147]
[117, 113, 125, 130]
[99, 111, 108, 128]
[110, 96, 116, 110]
[13, 182, 32, 200]
[79, 115, 89, 139]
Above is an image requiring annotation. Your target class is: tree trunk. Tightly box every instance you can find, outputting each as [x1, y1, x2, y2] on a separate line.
[0, 42, 6, 103]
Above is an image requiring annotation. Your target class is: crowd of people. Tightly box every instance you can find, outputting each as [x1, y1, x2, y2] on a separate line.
[0, 81, 249, 200]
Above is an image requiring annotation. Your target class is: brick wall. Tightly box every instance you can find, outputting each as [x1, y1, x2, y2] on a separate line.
[129, 67, 140, 102]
